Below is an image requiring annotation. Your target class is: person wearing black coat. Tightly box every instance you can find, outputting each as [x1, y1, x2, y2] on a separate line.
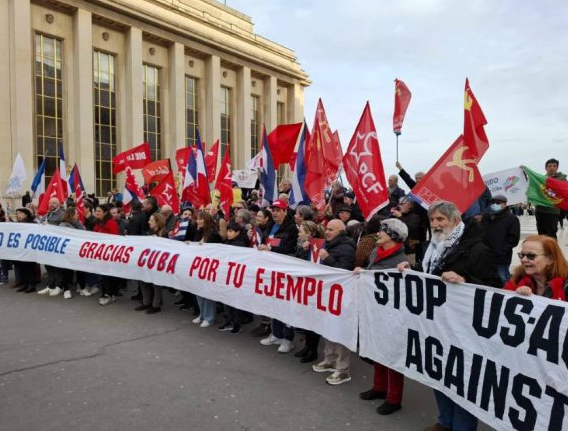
[481, 195, 521, 284]
[398, 201, 502, 431]
[312, 219, 356, 386]
[258, 200, 299, 353]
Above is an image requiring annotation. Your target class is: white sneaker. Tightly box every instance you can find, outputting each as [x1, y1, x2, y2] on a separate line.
[326, 371, 352, 385]
[82, 288, 92, 297]
[37, 287, 51, 295]
[63, 290, 72, 299]
[98, 295, 115, 306]
[260, 334, 283, 346]
[312, 362, 337, 373]
[49, 286, 62, 296]
[277, 340, 294, 353]
[192, 317, 203, 324]
[200, 320, 212, 328]
[89, 286, 100, 296]
[75, 285, 82, 293]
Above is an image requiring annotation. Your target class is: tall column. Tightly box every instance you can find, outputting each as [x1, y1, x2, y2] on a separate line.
[287, 83, 304, 123]
[236, 66, 251, 169]
[73, 9, 94, 192]
[204, 54, 220, 152]
[168, 42, 185, 158]
[8, 0, 33, 184]
[124, 27, 143, 150]
[264, 76, 277, 131]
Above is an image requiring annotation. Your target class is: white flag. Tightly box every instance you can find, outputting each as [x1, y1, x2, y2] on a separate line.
[6, 154, 28, 197]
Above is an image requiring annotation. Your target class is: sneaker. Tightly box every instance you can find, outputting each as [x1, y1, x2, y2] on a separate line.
[135, 304, 150, 311]
[37, 287, 51, 295]
[260, 334, 283, 346]
[179, 304, 194, 311]
[277, 339, 295, 353]
[49, 286, 62, 296]
[89, 286, 100, 296]
[312, 362, 337, 373]
[63, 290, 72, 299]
[250, 322, 271, 337]
[145, 306, 161, 314]
[78, 288, 87, 296]
[230, 324, 242, 334]
[98, 294, 115, 306]
[218, 322, 234, 332]
[192, 317, 202, 324]
[326, 371, 352, 385]
[200, 320, 212, 328]
[25, 285, 36, 293]
[376, 401, 401, 415]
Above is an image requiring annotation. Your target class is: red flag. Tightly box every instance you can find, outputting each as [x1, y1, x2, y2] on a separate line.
[411, 135, 486, 213]
[142, 159, 171, 184]
[175, 147, 191, 174]
[463, 78, 489, 159]
[205, 140, 219, 182]
[324, 131, 343, 186]
[150, 171, 179, 213]
[37, 169, 67, 216]
[304, 121, 327, 210]
[112, 143, 151, 174]
[393, 79, 411, 135]
[214, 149, 233, 217]
[71, 164, 85, 223]
[267, 123, 303, 166]
[342, 102, 389, 220]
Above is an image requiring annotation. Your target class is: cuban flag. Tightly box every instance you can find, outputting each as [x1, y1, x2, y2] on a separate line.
[59, 145, 69, 198]
[183, 130, 211, 208]
[30, 158, 46, 200]
[260, 125, 277, 206]
[123, 166, 145, 204]
[289, 122, 311, 209]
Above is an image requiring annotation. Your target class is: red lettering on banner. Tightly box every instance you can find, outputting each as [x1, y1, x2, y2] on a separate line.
[275, 272, 285, 300]
[329, 284, 343, 316]
[286, 275, 303, 303]
[303, 277, 317, 305]
[139, 249, 180, 274]
[255, 268, 265, 294]
[78, 241, 133, 263]
[165, 254, 178, 274]
[316, 279, 327, 312]
[188, 256, 219, 282]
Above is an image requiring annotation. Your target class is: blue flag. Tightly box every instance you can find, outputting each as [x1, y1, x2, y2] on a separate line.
[260, 125, 277, 206]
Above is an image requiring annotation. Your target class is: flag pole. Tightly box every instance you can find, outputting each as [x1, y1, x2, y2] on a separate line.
[396, 134, 399, 163]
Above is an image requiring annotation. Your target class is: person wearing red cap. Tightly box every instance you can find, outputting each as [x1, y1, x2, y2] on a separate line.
[258, 199, 298, 353]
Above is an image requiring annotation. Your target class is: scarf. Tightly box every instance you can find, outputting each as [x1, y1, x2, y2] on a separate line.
[422, 221, 465, 275]
[373, 243, 404, 264]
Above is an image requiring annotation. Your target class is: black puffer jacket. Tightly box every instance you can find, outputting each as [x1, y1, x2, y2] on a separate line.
[481, 209, 521, 265]
[322, 232, 356, 270]
[264, 216, 298, 256]
[431, 220, 502, 288]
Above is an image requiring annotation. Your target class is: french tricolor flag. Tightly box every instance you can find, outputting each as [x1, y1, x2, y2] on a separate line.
[289, 121, 311, 209]
[260, 124, 277, 206]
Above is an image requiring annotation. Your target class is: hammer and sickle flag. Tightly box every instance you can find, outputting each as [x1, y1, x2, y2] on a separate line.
[410, 135, 486, 213]
[464, 78, 489, 159]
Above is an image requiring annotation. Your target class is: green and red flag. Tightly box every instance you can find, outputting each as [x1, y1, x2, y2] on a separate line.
[522, 166, 568, 210]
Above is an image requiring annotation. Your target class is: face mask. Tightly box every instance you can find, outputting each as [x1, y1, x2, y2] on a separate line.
[490, 203, 503, 213]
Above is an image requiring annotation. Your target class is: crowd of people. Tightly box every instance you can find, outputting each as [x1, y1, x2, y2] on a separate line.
[1, 158, 567, 431]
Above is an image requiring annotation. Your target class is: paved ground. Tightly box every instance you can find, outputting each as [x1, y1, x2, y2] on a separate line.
[0, 215, 564, 431]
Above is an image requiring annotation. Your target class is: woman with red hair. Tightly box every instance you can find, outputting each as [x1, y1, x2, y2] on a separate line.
[505, 235, 568, 299]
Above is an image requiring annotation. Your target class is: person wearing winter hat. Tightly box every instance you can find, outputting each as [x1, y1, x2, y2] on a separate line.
[355, 218, 409, 415]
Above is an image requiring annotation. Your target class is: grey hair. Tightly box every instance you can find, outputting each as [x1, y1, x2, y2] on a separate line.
[428, 201, 461, 222]
[381, 218, 408, 243]
[295, 205, 314, 221]
[236, 209, 252, 224]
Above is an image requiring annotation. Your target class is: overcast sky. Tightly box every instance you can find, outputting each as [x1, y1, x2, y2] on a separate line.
[227, 0, 568, 183]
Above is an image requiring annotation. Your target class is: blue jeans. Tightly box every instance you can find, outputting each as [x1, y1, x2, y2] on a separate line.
[496, 264, 510, 284]
[435, 390, 478, 431]
[271, 319, 294, 341]
[196, 296, 216, 323]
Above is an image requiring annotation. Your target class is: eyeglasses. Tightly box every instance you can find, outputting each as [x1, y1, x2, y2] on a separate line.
[517, 252, 546, 260]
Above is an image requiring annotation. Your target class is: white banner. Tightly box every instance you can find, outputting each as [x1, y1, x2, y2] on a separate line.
[358, 270, 568, 431]
[0, 224, 358, 350]
[232, 169, 258, 189]
[483, 167, 528, 206]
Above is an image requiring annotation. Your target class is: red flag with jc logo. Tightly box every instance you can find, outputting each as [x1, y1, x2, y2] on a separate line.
[342, 102, 389, 220]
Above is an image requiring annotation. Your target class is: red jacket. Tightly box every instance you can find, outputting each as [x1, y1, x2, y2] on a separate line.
[93, 218, 119, 235]
[504, 276, 567, 301]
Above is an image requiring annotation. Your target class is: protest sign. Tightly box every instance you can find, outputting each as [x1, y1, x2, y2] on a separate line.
[483, 167, 528, 206]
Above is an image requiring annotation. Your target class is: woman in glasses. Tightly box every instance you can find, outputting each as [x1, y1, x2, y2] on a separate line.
[505, 235, 568, 299]
[355, 218, 409, 416]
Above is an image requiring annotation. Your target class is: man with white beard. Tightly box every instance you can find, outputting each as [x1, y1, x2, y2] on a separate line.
[398, 201, 502, 431]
